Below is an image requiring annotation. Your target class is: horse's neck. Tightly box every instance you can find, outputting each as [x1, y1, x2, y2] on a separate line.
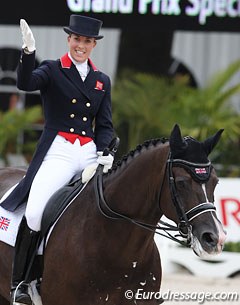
[104, 143, 169, 225]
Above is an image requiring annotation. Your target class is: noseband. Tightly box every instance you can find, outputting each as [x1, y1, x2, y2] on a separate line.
[94, 153, 217, 246]
[167, 156, 216, 241]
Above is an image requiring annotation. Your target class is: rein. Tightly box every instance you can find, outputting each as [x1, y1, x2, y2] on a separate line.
[93, 165, 185, 245]
[94, 154, 216, 247]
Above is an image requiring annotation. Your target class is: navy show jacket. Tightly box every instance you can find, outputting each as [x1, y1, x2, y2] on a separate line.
[1, 51, 113, 211]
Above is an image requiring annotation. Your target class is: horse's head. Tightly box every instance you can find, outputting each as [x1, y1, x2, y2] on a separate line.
[163, 124, 226, 258]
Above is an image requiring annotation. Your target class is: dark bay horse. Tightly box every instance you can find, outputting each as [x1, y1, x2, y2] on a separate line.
[0, 124, 226, 305]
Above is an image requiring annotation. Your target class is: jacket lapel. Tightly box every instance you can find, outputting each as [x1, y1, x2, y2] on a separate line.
[84, 58, 102, 92]
[84, 66, 99, 90]
[59, 53, 90, 99]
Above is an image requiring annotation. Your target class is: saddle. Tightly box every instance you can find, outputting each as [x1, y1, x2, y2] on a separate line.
[41, 173, 84, 239]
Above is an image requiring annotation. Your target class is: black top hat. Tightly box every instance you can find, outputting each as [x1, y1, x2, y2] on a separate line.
[63, 15, 103, 40]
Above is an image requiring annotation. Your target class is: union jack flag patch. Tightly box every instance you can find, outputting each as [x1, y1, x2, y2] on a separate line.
[0, 216, 10, 231]
[195, 168, 207, 174]
[95, 80, 103, 90]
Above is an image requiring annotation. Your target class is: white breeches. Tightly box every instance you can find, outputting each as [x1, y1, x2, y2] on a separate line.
[25, 135, 97, 231]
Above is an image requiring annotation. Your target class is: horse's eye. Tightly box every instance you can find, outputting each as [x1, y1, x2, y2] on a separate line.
[175, 176, 190, 182]
[175, 176, 191, 188]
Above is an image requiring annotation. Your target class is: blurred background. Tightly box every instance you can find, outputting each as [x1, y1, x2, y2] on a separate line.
[0, 0, 239, 295]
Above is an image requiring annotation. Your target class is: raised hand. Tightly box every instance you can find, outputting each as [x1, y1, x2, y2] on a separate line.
[20, 19, 36, 52]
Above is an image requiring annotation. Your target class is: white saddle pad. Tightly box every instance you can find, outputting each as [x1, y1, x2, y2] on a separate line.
[0, 204, 25, 246]
[0, 183, 25, 246]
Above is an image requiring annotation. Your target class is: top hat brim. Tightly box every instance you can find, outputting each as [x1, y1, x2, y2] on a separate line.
[63, 27, 103, 40]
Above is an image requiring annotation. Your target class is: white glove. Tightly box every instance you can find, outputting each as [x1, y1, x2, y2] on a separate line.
[97, 151, 114, 173]
[20, 19, 36, 52]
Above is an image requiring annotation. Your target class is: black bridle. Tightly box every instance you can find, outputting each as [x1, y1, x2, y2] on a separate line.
[167, 156, 216, 242]
[94, 153, 216, 246]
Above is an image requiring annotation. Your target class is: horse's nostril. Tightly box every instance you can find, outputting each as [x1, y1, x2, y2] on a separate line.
[202, 232, 218, 247]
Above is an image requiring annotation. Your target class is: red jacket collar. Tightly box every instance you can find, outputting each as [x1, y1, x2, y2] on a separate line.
[60, 53, 72, 68]
[88, 58, 98, 72]
[60, 53, 98, 71]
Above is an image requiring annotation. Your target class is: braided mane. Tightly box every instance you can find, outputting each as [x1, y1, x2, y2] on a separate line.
[111, 137, 169, 172]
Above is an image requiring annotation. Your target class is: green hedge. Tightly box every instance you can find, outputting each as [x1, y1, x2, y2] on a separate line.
[223, 242, 240, 252]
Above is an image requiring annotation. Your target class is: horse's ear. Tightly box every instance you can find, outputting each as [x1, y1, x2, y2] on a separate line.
[202, 129, 224, 156]
[169, 124, 187, 154]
